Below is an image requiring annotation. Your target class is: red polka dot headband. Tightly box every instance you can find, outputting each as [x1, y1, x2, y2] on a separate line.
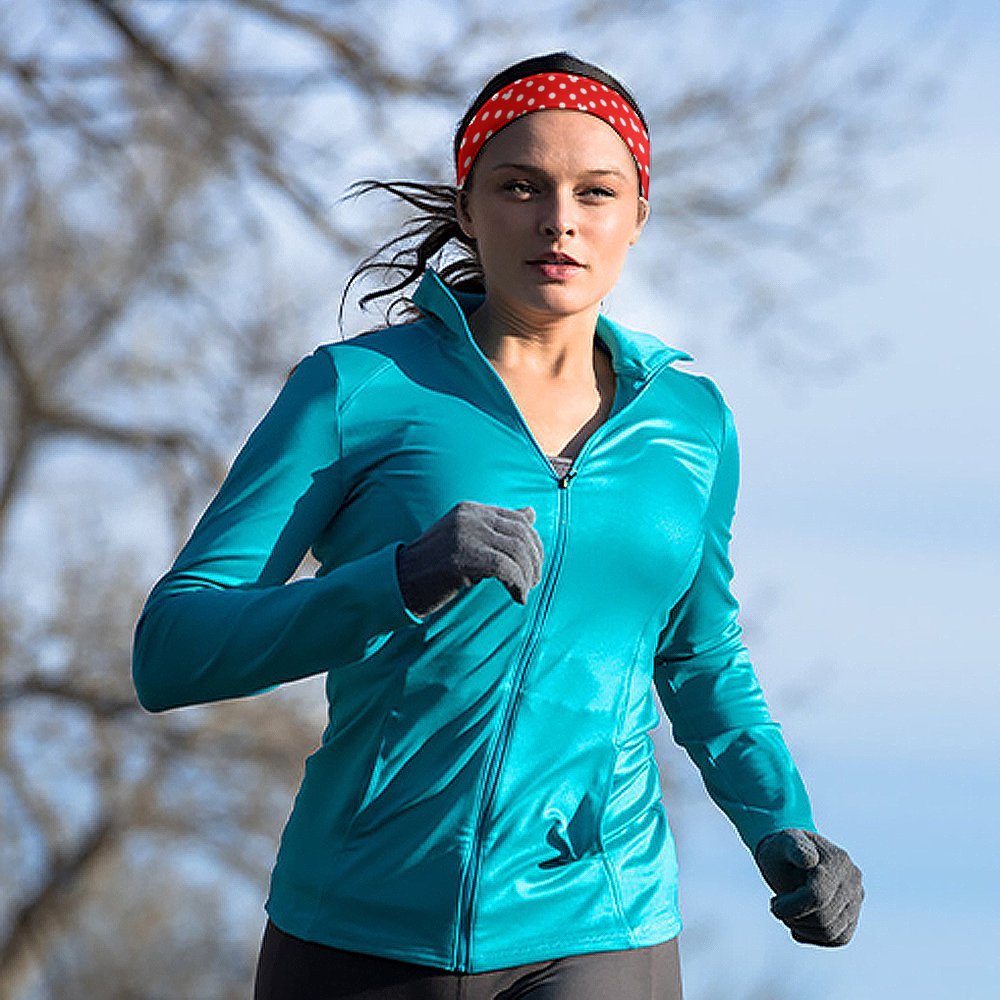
[456, 72, 650, 199]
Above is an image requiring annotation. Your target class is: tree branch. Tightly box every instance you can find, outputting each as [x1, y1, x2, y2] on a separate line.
[86, 0, 369, 256]
[0, 677, 139, 717]
[0, 815, 120, 989]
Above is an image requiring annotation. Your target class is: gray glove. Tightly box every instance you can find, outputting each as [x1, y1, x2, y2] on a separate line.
[754, 828, 864, 947]
[395, 501, 543, 618]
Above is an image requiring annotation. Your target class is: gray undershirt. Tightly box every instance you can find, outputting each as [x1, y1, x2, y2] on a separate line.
[547, 454, 574, 477]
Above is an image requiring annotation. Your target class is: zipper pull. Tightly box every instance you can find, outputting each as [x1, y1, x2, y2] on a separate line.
[558, 468, 578, 489]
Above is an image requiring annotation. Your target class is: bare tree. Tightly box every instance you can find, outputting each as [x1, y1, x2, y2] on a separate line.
[0, 1, 957, 996]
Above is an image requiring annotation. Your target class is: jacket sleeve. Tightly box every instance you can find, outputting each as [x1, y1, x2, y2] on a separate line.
[652, 381, 816, 854]
[131, 347, 425, 714]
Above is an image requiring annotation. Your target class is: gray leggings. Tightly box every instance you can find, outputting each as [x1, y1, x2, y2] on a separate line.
[253, 919, 684, 1000]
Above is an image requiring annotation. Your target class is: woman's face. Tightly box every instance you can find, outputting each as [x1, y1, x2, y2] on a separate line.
[456, 109, 649, 324]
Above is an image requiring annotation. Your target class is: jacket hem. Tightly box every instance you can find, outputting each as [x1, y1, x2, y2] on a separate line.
[471, 916, 684, 971]
[264, 897, 682, 973]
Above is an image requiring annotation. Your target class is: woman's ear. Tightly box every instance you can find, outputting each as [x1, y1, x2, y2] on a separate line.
[629, 196, 650, 247]
[456, 188, 476, 240]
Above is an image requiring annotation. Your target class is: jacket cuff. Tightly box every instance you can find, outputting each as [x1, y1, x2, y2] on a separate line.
[390, 541, 427, 625]
[322, 539, 426, 629]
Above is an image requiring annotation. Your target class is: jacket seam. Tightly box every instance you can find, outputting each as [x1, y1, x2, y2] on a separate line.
[651, 536, 710, 672]
[315, 348, 345, 502]
[324, 333, 430, 417]
[649, 382, 728, 667]
[595, 630, 655, 948]
[714, 379, 728, 460]
[660, 370, 726, 458]
[598, 852, 639, 947]
[305, 346, 407, 935]
[318, 338, 429, 510]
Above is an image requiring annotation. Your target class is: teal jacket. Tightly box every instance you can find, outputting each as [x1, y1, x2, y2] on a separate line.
[132, 267, 816, 973]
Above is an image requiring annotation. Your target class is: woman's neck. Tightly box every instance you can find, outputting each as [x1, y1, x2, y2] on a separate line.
[467, 298, 604, 385]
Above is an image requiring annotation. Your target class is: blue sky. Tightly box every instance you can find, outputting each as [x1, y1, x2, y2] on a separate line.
[639, 5, 999, 997]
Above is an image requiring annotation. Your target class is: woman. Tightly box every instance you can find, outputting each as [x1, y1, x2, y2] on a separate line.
[132, 51, 863, 1000]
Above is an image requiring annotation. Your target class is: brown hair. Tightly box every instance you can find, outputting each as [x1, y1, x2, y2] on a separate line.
[337, 51, 648, 330]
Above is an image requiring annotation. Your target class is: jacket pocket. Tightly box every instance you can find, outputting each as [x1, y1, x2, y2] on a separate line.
[540, 788, 604, 868]
[338, 681, 408, 845]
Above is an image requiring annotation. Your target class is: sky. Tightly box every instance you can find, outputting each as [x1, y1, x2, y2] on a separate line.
[638, 5, 999, 998]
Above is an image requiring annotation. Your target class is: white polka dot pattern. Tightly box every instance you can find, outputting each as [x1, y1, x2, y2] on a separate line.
[456, 72, 650, 197]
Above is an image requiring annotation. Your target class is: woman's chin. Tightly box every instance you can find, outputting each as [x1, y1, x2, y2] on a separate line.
[508, 278, 602, 319]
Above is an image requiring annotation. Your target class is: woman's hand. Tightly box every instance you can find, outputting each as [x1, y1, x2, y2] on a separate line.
[754, 828, 864, 947]
[396, 501, 543, 618]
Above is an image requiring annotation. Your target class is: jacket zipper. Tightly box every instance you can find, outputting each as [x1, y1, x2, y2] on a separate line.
[455, 470, 571, 970]
[453, 349, 679, 970]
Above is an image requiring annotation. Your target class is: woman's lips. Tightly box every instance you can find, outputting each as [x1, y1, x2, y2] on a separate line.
[528, 260, 585, 280]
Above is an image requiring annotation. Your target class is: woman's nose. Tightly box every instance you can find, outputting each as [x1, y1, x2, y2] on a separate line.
[539, 193, 577, 238]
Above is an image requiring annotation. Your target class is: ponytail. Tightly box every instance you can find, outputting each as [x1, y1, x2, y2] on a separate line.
[337, 180, 484, 330]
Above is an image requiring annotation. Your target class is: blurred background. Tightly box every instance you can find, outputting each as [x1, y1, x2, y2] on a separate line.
[1, 1, 996, 997]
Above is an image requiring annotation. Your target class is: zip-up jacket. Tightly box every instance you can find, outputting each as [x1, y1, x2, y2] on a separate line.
[131, 267, 816, 973]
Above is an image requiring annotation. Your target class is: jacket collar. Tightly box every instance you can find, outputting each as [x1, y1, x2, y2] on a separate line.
[411, 267, 693, 382]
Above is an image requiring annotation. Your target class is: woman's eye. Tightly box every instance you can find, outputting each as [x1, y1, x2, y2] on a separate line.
[501, 180, 615, 198]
